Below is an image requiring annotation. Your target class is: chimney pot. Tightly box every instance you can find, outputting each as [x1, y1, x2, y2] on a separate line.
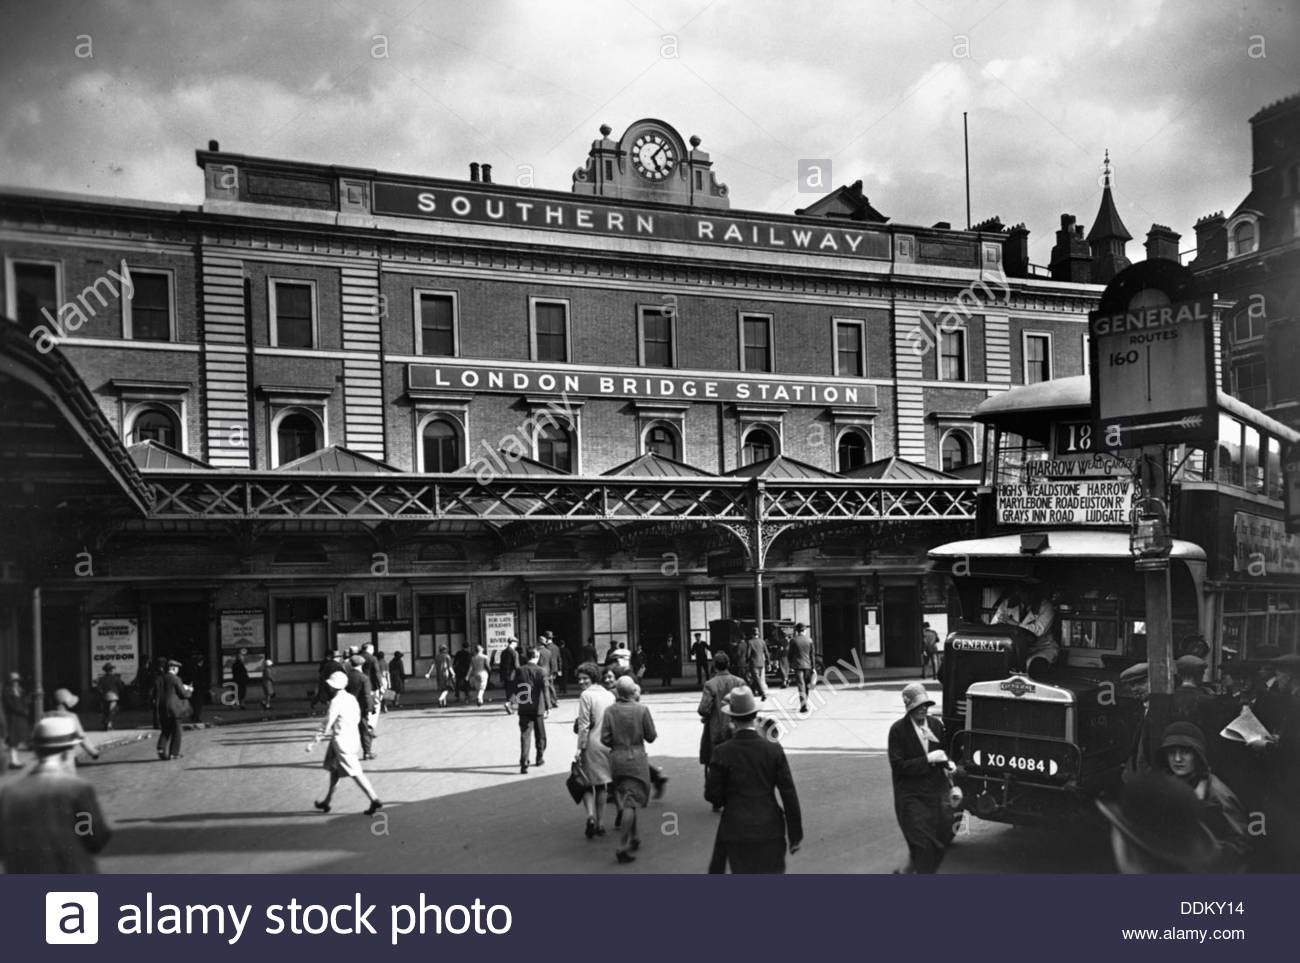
[469, 162, 480, 182]
[208, 140, 219, 152]
[481, 163, 492, 183]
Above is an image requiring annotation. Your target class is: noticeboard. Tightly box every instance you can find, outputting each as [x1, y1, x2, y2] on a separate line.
[1088, 260, 1216, 451]
[89, 615, 140, 684]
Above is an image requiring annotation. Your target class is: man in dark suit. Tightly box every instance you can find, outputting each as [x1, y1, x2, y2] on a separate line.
[704, 687, 802, 873]
[888, 682, 952, 873]
[698, 652, 746, 809]
[346, 654, 375, 760]
[156, 659, 193, 760]
[497, 638, 519, 693]
[512, 648, 552, 774]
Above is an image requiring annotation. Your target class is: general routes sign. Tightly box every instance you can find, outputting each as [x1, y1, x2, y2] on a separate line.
[1089, 294, 1216, 450]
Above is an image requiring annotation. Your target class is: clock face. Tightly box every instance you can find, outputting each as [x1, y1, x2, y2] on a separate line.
[631, 132, 676, 180]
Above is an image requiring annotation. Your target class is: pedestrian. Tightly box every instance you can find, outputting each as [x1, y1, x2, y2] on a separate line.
[388, 651, 406, 708]
[346, 654, 375, 760]
[574, 661, 614, 838]
[788, 623, 816, 714]
[1171, 654, 1213, 732]
[470, 643, 491, 706]
[498, 638, 519, 692]
[704, 687, 802, 873]
[745, 629, 768, 701]
[888, 682, 953, 874]
[313, 650, 344, 712]
[3, 671, 33, 769]
[230, 649, 249, 709]
[555, 637, 571, 696]
[690, 632, 711, 689]
[374, 649, 390, 712]
[310, 670, 382, 815]
[698, 652, 746, 809]
[48, 688, 100, 765]
[1120, 662, 1154, 779]
[452, 642, 472, 703]
[600, 675, 658, 864]
[538, 631, 562, 702]
[1155, 721, 1249, 871]
[1096, 772, 1221, 873]
[582, 636, 598, 666]
[606, 639, 632, 674]
[149, 657, 167, 728]
[260, 659, 276, 710]
[512, 647, 551, 774]
[156, 659, 193, 761]
[0, 715, 112, 872]
[426, 645, 454, 707]
[96, 663, 124, 731]
[361, 643, 384, 726]
[185, 650, 209, 723]
[921, 622, 940, 679]
[660, 634, 676, 689]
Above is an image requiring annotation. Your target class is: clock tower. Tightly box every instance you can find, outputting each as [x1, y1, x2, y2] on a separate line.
[572, 118, 730, 209]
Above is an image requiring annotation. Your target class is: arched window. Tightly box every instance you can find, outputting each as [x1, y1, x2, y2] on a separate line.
[129, 406, 180, 448]
[941, 430, 972, 472]
[1231, 219, 1256, 257]
[421, 419, 461, 472]
[276, 411, 321, 465]
[742, 427, 777, 465]
[537, 424, 573, 472]
[837, 429, 871, 471]
[645, 424, 679, 460]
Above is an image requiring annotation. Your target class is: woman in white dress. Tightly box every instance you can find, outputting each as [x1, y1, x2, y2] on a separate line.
[575, 661, 615, 838]
[311, 671, 382, 814]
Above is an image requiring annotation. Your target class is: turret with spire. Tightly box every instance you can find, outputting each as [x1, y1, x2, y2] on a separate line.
[1086, 150, 1132, 283]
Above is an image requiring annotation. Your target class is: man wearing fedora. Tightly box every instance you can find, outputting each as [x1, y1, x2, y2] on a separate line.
[157, 659, 193, 760]
[704, 686, 802, 873]
[888, 682, 953, 874]
[0, 714, 112, 872]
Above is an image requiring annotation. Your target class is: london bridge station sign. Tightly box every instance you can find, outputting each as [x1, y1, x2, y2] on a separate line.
[373, 182, 891, 260]
[409, 362, 879, 408]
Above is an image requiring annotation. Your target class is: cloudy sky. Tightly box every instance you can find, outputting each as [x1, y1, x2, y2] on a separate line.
[1, 0, 1295, 265]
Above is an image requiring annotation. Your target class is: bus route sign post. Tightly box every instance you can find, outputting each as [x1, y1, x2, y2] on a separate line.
[1089, 260, 1216, 697]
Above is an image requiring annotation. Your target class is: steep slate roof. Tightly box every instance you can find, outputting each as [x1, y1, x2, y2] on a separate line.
[1085, 184, 1132, 243]
[726, 455, 843, 479]
[794, 180, 890, 223]
[276, 445, 399, 473]
[603, 451, 714, 477]
[842, 456, 956, 480]
[128, 440, 212, 470]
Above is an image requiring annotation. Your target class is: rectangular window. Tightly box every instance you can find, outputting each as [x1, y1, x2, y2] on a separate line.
[591, 595, 629, 664]
[741, 315, 772, 372]
[940, 330, 967, 381]
[532, 299, 569, 362]
[639, 307, 675, 367]
[835, 321, 864, 377]
[125, 269, 173, 341]
[416, 291, 457, 356]
[1232, 356, 1268, 409]
[7, 260, 59, 327]
[415, 593, 467, 661]
[378, 593, 399, 620]
[344, 594, 367, 621]
[1024, 333, 1051, 384]
[270, 280, 315, 348]
[273, 596, 328, 664]
[688, 596, 723, 645]
[778, 596, 811, 627]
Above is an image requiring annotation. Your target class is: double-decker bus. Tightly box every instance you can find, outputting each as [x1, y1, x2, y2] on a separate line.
[928, 375, 1300, 825]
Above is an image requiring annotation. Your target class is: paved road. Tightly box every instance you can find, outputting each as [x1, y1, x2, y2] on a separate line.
[3, 680, 1112, 874]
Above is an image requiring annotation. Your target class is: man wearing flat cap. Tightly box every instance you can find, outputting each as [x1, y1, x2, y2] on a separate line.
[888, 682, 953, 873]
[345, 654, 375, 760]
[1120, 662, 1154, 779]
[157, 659, 193, 760]
[0, 715, 112, 872]
[704, 687, 802, 873]
[1170, 654, 1213, 734]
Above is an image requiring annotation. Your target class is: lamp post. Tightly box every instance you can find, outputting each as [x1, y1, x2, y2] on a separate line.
[1131, 495, 1173, 695]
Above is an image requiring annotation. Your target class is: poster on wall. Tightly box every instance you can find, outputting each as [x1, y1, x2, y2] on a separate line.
[220, 609, 266, 679]
[89, 615, 140, 684]
[481, 606, 518, 660]
[862, 608, 881, 654]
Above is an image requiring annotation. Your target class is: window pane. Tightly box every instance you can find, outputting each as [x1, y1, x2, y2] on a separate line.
[642, 311, 672, 367]
[743, 428, 775, 465]
[942, 432, 970, 470]
[422, 420, 460, 471]
[416, 593, 467, 662]
[278, 413, 319, 464]
[13, 262, 57, 327]
[1025, 335, 1049, 383]
[130, 272, 171, 340]
[647, 425, 677, 459]
[275, 283, 313, 348]
[538, 424, 572, 471]
[837, 431, 868, 470]
[743, 317, 771, 371]
[941, 332, 965, 380]
[132, 409, 178, 447]
[836, 323, 862, 377]
[535, 303, 567, 361]
[419, 294, 455, 356]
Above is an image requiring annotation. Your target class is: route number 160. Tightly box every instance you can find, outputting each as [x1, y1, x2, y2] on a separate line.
[1108, 350, 1140, 366]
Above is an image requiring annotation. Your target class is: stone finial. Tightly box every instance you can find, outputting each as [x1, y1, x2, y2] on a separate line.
[599, 124, 612, 137]
[689, 135, 701, 148]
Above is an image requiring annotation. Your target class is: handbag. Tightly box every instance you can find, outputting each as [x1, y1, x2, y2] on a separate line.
[565, 759, 592, 805]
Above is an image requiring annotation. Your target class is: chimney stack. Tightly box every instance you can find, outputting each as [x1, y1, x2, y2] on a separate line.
[469, 162, 480, 182]
[208, 140, 219, 151]
[1144, 224, 1181, 263]
[1191, 211, 1226, 269]
[1004, 223, 1030, 278]
[481, 163, 493, 184]
[1049, 214, 1092, 283]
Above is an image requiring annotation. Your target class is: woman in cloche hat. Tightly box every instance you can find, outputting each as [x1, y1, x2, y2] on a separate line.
[887, 681, 953, 874]
[308, 670, 382, 815]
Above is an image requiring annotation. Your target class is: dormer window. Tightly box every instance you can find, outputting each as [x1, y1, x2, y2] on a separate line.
[1226, 214, 1259, 258]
